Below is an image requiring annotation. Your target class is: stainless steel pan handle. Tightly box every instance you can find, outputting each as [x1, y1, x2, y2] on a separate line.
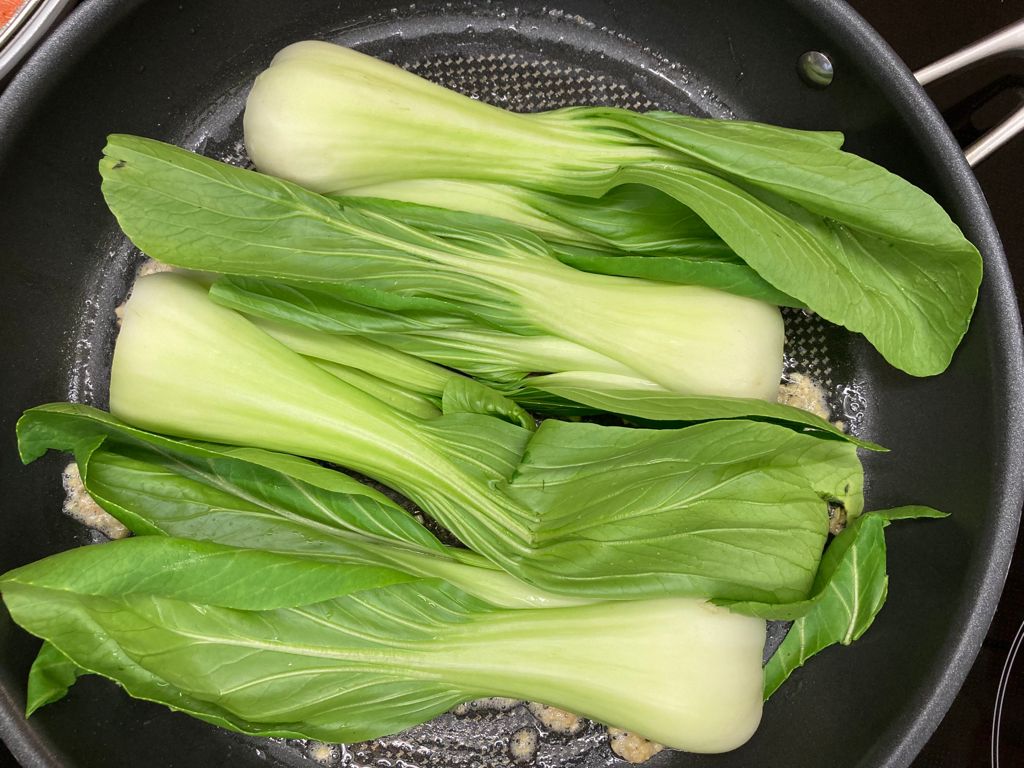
[914, 18, 1024, 167]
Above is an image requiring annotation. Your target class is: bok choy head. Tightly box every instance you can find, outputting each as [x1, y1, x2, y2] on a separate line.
[109, 272, 856, 611]
[0, 537, 766, 752]
[243, 40, 982, 377]
[100, 135, 786, 402]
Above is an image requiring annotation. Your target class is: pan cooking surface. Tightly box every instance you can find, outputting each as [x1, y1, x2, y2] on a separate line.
[67, 7, 868, 768]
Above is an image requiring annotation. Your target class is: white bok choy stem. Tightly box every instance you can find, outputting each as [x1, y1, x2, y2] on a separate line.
[244, 41, 667, 191]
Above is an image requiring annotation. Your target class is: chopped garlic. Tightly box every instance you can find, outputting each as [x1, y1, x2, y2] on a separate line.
[527, 702, 583, 735]
[137, 258, 174, 277]
[62, 462, 130, 539]
[508, 727, 539, 763]
[306, 741, 339, 765]
[451, 697, 522, 716]
[777, 371, 830, 420]
[608, 727, 665, 764]
[116, 259, 175, 325]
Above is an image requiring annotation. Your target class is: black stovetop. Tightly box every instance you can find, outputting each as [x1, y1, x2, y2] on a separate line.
[1, 2, 1023, 767]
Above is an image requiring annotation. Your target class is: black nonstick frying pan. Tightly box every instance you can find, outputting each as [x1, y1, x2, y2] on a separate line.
[2, 1, 1023, 766]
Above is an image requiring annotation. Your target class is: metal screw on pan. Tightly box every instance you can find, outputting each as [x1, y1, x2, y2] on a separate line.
[798, 50, 835, 87]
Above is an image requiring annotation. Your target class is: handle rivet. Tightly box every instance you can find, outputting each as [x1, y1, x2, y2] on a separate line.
[798, 51, 834, 88]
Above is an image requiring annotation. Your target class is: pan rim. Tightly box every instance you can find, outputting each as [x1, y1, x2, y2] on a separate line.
[786, 3, 1024, 766]
[1, 1, 1022, 767]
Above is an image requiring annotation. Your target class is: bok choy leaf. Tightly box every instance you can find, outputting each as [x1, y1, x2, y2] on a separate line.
[332, 186, 800, 306]
[26, 642, 82, 717]
[762, 506, 947, 698]
[250, 317, 534, 428]
[17, 403, 576, 609]
[338, 179, 729, 256]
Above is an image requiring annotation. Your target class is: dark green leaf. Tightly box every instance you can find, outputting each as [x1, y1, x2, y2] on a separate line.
[107, 274, 863, 607]
[590, 112, 982, 376]
[520, 182, 725, 251]
[18, 403, 444, 552]
[214, 277, 463, 334]
[2, 550, 479, 742]
[242, 54, 980, 376]
[211, 280, 873, 448]
[26, 642, 82, 716]
[503, 418, 860, 605]
[332, 187, 795, 304]
[26, 403, 582, 610]
[872, 505, 948, 522]
[101, 136, 534, 333]
[761, 506, 947, 697]
[3, 537, 417, 610]
[440, 377, 535, 430]
[762, 515, 887, 698]
[2, 537, 766, 750]
[312, 358, 443, 419]
[554, 244, 802, 307]
[526, 373, 883, 450]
